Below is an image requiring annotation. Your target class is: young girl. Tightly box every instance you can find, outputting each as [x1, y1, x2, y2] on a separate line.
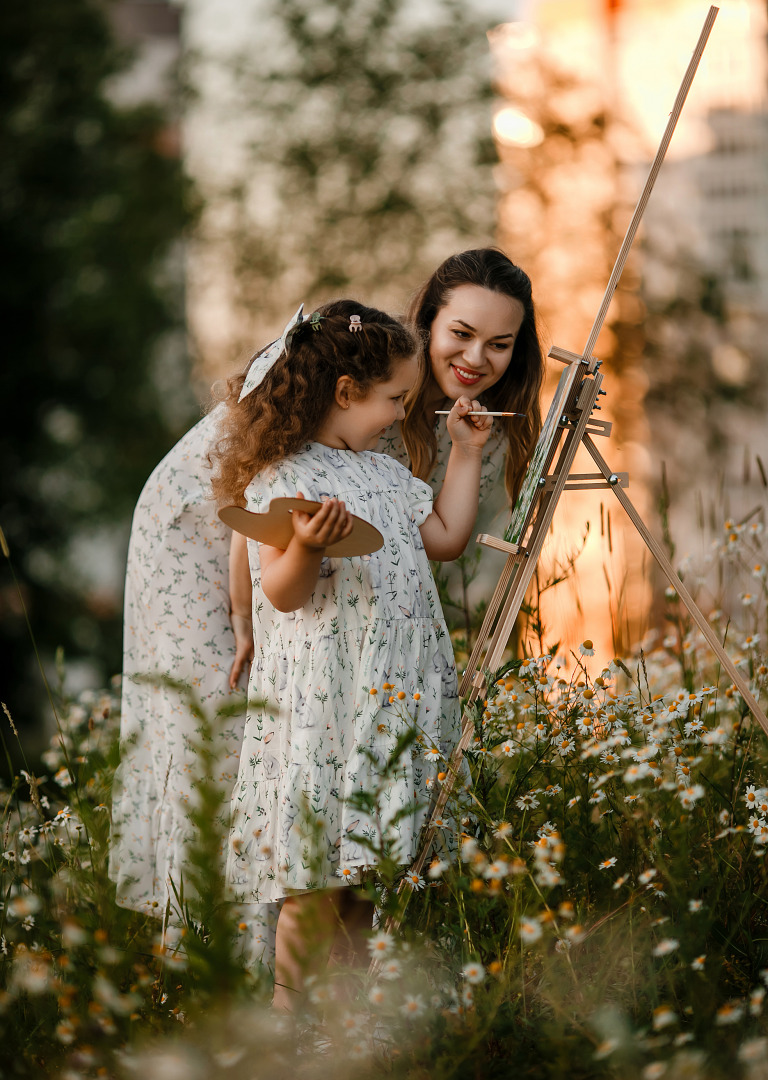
[209, 299, 492, 1008]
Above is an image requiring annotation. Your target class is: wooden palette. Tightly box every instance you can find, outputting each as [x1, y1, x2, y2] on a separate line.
[218, 497, 384, 557]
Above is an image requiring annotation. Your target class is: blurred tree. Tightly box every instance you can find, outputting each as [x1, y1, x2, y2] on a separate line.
[187, 0, 501, 373]
[0, 0, 196, 727]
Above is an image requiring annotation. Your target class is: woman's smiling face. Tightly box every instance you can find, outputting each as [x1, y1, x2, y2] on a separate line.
[428, 284, 525, 402]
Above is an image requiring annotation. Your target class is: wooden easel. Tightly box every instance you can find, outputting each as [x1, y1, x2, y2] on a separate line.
[394, 5, 768, 909]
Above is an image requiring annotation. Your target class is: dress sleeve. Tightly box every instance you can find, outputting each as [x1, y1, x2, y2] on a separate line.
[386, 458, 433, 526]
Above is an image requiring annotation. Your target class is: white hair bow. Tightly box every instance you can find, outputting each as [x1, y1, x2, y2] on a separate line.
[238, 303, 305, 402]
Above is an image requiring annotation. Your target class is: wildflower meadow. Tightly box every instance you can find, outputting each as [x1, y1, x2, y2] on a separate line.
[2, 509, 768, 1080]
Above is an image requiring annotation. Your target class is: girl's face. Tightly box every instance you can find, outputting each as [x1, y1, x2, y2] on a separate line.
[428, 284, 525, 402]
[323, 354, 419, 452]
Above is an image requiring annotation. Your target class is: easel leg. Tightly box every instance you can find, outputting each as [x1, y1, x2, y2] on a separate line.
[583, 434, 768, 738]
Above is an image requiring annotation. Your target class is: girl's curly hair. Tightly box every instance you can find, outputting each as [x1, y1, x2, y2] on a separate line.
[208, 299, 416, 506]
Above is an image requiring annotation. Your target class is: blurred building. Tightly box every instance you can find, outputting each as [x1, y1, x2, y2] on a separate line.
[491, 0, 768, 664]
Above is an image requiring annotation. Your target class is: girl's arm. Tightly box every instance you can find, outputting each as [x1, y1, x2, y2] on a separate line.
[228, 530, 254, 689]
[419, 397, 493, 562]
[260, 496, 353, 612]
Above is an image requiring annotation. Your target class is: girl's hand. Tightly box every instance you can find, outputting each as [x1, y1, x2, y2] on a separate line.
[228, 613, 254, 690]
[446, 396, 493, 451]
[291, 493, 353, 551]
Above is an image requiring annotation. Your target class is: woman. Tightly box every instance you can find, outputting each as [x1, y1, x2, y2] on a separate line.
[109, 248, 544, 955]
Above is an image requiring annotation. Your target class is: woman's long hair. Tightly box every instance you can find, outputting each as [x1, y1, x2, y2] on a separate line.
[402, 248, 544, 504]
[208, 300, 415, 507]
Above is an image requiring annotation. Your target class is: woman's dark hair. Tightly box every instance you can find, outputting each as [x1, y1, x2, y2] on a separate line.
[403, 248, 544, 504]
[209, 299, 415, 506]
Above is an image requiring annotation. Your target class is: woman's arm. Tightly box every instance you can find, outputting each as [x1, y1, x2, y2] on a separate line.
[260, 496, 352, 612]
[419, 397, 492, 561]
[228, 530, 254, 689]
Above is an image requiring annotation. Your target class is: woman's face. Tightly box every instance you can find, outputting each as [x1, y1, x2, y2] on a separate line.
[428, 284, 525, 402]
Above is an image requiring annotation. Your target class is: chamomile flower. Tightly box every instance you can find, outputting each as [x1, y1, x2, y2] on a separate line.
[652, 1005, 678, 1030]
[462, 961, 485, 985]
[739, 1038, 768, 1064]
[493, 821, 513, 839]
[367, 932, 393, 957]
[515, 794, 539, 811]
[379, 958, 402, 981]
[336, 865, 355, 883]
[678, 784, 705, 808]
[638, 868, 657, 885]
[519, 916, 543, 943]
[579, 640, 595, 657]
[403, 871, 425, 890]
[652, 938, 679, 957]
[691, 955, 706, 971]
[688, 899, 704, 912]
[428, 858, 449, 879]
[483, 860, 508, 881]
[423, 747, 441, 762]
[368, 985, 386, 1005]
[400, 994, 426, 1018]
[716, 1002, 745, 1025]
[598, 857, 617, 870]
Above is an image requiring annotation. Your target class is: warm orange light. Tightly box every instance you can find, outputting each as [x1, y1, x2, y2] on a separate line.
[492, 107, 544, 148]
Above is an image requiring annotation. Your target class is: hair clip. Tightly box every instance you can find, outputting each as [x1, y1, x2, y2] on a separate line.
[349, 314, 362, 333]
[309, 312, 324, 332]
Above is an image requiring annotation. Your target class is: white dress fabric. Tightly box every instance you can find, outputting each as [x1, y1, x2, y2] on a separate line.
[109, 406, 248, 915]
[376, 420, 506, 509]
[227, 445, 460, 904]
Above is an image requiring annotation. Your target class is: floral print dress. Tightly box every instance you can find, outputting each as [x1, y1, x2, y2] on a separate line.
[109, 406, 247, 915]
[376, 420, 506, 510]
[227, 444, 460, 904]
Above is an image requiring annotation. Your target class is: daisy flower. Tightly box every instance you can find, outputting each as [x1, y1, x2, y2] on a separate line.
[579, 640, 595, 656]
[612, 874, 629, 890]
[715, 1002, 745, 1025]
[739, 1039, 768, 1064]
[519, 916, 543, 944]
[515, 794, 540, 811]
[652, 1005, 678, 1030]
[379, 958, 401, 981]
[423, 747, 441, 762]
[462, 961, 485, 985]
[692, 955, 707, 971]
[638, 868, 657, 885]
[400, 994, 426, 1018]
[427, 858, 449, 879]
[368, 985, 386, 1005]
[483, 860, 508, 881]
[367, 932, 393, 957]
[336, 865, 356, 883]
[652, 938, 679, 957]
[688, 899, 704, 912]
[678, 784, 705, 808]
[493, 821, 513, 839]
[598, 856, 617, 870]
[403, 870, 425, 890]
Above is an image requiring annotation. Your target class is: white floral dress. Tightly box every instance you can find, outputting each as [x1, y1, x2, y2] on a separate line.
[227, 445, 460, 904]
[109, 406, 247, 916]
[376, 421, 506, 510]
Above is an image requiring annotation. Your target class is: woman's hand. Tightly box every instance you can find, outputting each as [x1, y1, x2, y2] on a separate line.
[291, 495, 353, 550]
[228, 613, 254, 690]
[446, 396, 493, 451]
